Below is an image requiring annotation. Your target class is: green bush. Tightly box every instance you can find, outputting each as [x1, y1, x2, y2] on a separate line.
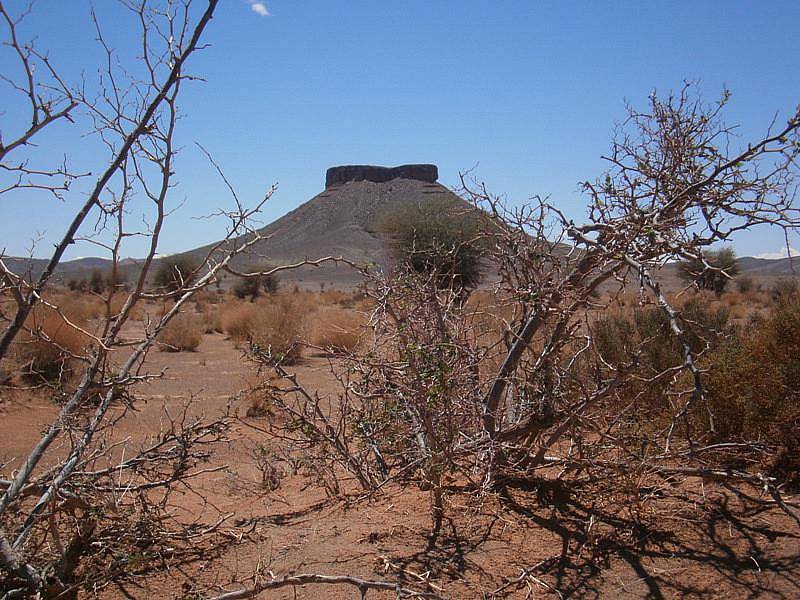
[153, 256, 199, 294]
[380, 198, 486, 291]
[593, 299, 729, 375]
[677, 247, 740, 294]
[232, 269, 279, 301]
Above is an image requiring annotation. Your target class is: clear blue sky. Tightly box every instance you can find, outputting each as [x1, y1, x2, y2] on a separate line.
[2, 1, 799, 260]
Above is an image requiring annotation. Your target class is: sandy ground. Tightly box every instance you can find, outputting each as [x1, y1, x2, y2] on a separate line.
[2, 330, 799, 599]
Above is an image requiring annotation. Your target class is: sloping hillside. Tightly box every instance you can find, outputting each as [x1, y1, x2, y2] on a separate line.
[5, 164, 799, 290]
[174, 164, 469, 287]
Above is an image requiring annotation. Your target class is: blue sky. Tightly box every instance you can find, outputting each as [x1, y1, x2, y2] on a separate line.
[2, 1, 800, 260]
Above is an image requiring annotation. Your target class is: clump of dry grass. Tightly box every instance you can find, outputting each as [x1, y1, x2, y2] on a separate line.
[219, 294, 311, 364]
[106, 292, 145, 321]
[319, 289, 351, 306]
[245, 391, 272, 418]
[248, 301, 305, 364]
[158, 312, 203, 352]
[220, 301, 259, 342]
[14, 306, 92, 379]
[55, 292, 104, 322]
[308, 306, 366, 353]
[198, 302, 223, 334]
[280, 291, 320, 320]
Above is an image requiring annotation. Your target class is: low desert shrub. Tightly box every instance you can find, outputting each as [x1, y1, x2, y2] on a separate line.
[594, 299, 728, 374]
[158, 312, 203, 352]
[592, 310, 635, 365]
[771, 277, 798, 301]
[308, 306, 366, 353]
[248, 443, 282, 491]
[592, 298, 729, 414]
[221, 296, 307, 363]
[221, 301, 260, 342]
[15, 306, 91, 379]
[703, 297, 800, 484]
[736, 276, 754, 294]
[248, 300, 305, 364]
[244, 389, 272, 418]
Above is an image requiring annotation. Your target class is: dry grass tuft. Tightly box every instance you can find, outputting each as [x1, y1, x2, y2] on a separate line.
[319, 289, 352, 306]
[46, 291, 104, 323]
[198, 302, 223, 334]
[248, 300, 305, 364]
[14, 306, 92, 379]
[308, 306, 366, 353]
[243, 387, 273, 418]
[106, 292, 145, 321]
[158, 312, 203, 352]
[219, 294, 311, 363]
[220, 301, 260, 342]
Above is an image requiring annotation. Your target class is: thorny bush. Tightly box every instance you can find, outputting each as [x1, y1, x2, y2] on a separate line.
[256, 85, 800, 538]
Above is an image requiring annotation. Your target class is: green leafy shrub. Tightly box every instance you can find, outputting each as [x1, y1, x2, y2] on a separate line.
[232, 269, 279, 301]
[678, 247, 740, 295]
[380, 198, 486, 291]
[153, 256, 200, 294]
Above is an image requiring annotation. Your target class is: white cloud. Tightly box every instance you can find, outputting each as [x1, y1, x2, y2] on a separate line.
[754, 246, 800, 260]
[248, 1, 269, 16]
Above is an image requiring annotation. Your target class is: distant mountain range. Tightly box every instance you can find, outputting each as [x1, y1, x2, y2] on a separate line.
[4, 164, 798, 290]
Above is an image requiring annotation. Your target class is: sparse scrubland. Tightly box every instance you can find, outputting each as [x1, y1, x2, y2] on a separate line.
[3, 1, 800, 598]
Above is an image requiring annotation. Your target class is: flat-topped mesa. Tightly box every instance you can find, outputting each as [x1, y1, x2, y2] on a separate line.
[325, 164, 438, 189]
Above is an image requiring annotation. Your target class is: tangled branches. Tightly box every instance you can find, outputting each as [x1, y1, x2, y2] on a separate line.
[255, 85, 800, 540]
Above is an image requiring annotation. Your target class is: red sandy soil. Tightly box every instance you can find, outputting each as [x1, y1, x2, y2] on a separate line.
[2, 331, 799, 599]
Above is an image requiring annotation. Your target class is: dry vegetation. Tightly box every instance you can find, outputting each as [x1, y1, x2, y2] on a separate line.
[307, 305, 366, 353]
[13, 304, 92, 381]
[157, 311, 203, 352]
[2, 1, 800, 597]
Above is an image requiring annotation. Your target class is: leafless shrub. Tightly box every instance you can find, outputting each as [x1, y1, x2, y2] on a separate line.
[0, 2, 356, 596]
[248, 443, 283, 491]
[254, 85, 800, 544]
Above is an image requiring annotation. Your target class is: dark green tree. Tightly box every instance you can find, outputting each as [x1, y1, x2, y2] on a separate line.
[262, 271, 279, 294]
[678, 247, 740, 295]
[381, 198, 485, 291]
[89, 269, 105, 294]
[153, 256, 199, 294]
[232, 268, 278, 301]
[233, 275, 261, 301]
